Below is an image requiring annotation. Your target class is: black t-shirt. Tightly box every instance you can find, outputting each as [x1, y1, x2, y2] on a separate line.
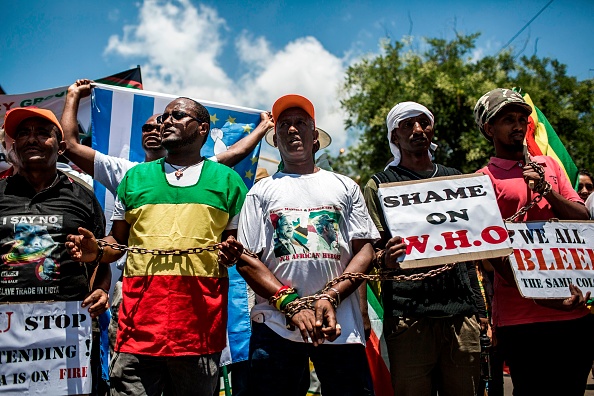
[0, 172, 105, 302]
[367, 164, 482, 318]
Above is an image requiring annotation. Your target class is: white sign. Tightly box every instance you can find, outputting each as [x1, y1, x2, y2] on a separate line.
[507, 221, 594, 298]
[378, 174, 512, 268]
[0, 87, 92, 132]
[0, 301, 92, 395]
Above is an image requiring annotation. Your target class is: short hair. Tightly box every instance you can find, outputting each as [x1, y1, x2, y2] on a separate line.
[579, 169, 593, 181]
[178, 97, 210, 124]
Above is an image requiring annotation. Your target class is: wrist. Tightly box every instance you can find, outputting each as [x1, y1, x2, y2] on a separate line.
[89, 244, 104, 265]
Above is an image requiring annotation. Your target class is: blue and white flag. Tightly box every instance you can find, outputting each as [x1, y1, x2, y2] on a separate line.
[91, 83, 262, 366]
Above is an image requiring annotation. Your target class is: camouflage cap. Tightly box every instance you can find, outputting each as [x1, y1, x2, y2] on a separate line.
[474, 88, 533, 140]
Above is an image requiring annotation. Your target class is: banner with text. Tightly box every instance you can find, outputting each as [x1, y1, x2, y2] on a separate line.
[378, 174, 512, 268]
[0, 301, 92, 395]
[507, 221, 594, 298]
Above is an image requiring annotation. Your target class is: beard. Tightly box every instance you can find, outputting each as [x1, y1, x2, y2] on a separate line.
[161, 129, 200, 151]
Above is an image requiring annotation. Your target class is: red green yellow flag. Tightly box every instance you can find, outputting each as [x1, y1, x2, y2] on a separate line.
[365, 281, 393, 395]
[523, 93, 579, 188]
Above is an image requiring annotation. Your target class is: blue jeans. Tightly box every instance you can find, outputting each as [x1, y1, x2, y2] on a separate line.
[248, 322, 372, 396]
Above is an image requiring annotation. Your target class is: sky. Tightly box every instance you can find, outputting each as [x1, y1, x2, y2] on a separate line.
[2, 0, 593, 165]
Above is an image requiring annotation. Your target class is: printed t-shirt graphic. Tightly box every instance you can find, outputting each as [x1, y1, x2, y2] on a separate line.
[1, 215, 64, 297]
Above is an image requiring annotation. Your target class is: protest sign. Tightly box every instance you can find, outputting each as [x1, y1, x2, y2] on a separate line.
[507, 220, 594, 298]
[0, 301, 92, 395]
[378, 174, 512, 268]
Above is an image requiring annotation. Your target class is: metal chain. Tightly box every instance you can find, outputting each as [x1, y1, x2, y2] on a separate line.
[506, 161, 552, 222]
[97, 239, 221, 255]
[97, 239, 457, 318]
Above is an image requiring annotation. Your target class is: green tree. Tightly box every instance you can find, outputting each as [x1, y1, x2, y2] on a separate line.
[333, 33, 594, 184]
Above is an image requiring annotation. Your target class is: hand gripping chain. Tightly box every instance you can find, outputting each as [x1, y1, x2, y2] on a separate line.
[506, 161, 552, 222]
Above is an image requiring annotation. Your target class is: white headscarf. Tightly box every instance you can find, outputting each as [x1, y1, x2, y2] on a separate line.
[385, 101, 437, 169]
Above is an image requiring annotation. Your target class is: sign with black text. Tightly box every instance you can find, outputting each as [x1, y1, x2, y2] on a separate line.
[0, 301, 92, 395]
[507, 221, 594, 298]
[378, 174, 512, 268]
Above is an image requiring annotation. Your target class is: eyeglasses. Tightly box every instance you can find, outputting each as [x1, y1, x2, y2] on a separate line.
[578, 183, 594, 191]
[157, 111, 200, 124]
[141, 124, 160, 133]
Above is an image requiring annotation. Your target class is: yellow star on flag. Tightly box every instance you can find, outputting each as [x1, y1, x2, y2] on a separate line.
[210, 114, 219, 125]
[245, 169, 254, 180]
[227, 115, 236, 124]
[251, 156, 259, 165]
[243, 124, 253, 133]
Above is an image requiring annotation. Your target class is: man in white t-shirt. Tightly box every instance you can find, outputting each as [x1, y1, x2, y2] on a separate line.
[222, 94, 379, 395]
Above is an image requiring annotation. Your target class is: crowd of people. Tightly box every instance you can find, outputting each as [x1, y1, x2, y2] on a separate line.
[1, 81, 593, 396]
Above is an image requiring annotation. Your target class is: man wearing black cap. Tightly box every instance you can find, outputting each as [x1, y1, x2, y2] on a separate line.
[224, 94, 379, 395]
[0, 107, 110, 393]
[474, 88, 593, 396]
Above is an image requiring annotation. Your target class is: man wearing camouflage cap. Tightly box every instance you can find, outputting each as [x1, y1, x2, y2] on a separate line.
[475, 88, 593, 396]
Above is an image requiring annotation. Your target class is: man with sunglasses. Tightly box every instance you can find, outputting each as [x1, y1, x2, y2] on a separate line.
[61, 79, 273, 355]
[67, 95, 250, 395]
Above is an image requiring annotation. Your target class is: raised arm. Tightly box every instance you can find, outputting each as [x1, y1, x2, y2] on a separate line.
[60, 79, 98, 176]
[215, 112, 273, 167]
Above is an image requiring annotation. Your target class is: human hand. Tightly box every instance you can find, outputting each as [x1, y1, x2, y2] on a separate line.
[384, 236, 407, 268]
[479, 317, 489, 333]
[259, 111, 274, 131]
[218, 235, 244, 267]
[522, 164, 541, 190]
[315, 298, 341, 343]
[562, 284, 590, 310]
[68, 79, 94, 98]
[291, 308, 323, 345]
[82, 289, 109, 318]
[66, 227, 99, 262]
[534, 284, 590, 311]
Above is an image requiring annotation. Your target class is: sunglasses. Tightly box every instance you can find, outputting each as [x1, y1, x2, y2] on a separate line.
[578, 183, 594, 191]
[157, 110, 200, 124]
[141, 124, 160, 133]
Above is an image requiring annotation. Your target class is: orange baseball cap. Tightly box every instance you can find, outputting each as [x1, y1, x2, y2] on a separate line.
[3, 107, 64, 140]
[271, 94, 315, 123]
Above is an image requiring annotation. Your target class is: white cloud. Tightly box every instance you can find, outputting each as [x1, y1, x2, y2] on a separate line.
[104, 0, 353, 155]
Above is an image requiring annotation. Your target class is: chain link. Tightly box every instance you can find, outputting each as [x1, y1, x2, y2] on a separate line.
[506, 161, 552, 222]
[97, 239, 221, 255]
[97, 239, 456, 319]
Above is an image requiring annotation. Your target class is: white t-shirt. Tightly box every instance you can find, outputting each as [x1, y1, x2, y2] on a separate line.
[238, 169, 379, 345]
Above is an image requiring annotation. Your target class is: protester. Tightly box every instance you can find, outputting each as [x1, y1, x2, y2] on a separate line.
[474, 88, 594, 396]
[66, 97, 248, 396]
[221, 94, 378, 395]
[363, 101, 487, 396]
[0, 107, 110, 393]
[61, 79, 273, 363]
[578, 169, 594, 202]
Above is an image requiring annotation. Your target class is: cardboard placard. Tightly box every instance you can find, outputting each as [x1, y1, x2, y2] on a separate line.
[378, 174, 512, 268]
[507, 221, 594, 298]
[0, 301, 92, 395]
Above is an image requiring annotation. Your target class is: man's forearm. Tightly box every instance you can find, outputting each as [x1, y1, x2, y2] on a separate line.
[236, 253, 283, 299]
[91, 262, 112, 293]
[545, 190, 589, 220]
[60, 89, 97, 176]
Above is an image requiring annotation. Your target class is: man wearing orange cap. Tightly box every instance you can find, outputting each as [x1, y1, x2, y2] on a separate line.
[224, 94, 379, 395]
[0, 107, 110, 392]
